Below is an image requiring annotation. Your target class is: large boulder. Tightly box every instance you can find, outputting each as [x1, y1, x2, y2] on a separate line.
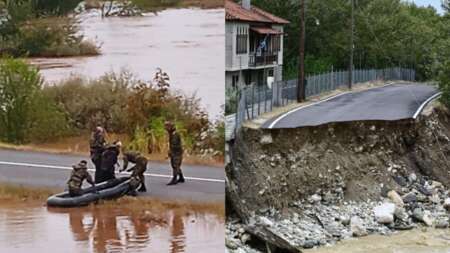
[374, 203, 396, 224]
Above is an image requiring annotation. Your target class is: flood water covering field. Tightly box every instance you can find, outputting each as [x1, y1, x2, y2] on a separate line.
[0, 202, 224, 253]
[31, 8, 225, 118]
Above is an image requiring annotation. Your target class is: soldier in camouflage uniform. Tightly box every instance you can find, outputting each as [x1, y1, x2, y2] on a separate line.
[90, 126, 106, 183]
[165, 121, 184, 186]
[100, 141, 121, 183]
[67, 160, 95, 197]
[120, 150, 148, 192]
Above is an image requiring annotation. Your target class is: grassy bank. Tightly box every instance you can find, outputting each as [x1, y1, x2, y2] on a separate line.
[0, 184, 57, 202]
[0, 136, 223, 167]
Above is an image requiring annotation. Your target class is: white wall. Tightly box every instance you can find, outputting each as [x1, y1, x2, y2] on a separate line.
[226, 22, 250, 71]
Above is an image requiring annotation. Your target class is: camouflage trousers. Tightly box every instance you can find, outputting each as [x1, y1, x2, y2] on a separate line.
[130, 160, 148, 191]
[69, 187, 82, 197]
[170, 154, 183, 177]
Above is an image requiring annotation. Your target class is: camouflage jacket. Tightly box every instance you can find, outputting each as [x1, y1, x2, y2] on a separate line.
[169, 132, 183, 156]
[68, 165, 94, 190]
[90, 132, 106, 155]
[122, 151, 147, 171]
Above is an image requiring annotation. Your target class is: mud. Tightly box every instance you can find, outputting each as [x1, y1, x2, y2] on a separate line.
[305, 229, 450, 253]
[0, 201, 224, 253]
[228, 105, 450, 215]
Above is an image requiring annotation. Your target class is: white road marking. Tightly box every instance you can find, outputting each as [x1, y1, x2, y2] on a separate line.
[267, 84, 393, 129]
[0, 161, 225, 183]
[412, 92, 442, 119]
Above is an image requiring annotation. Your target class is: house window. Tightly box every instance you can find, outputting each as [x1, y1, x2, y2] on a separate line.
[232, 74, 239, 88]
[236, 26, 248, 54]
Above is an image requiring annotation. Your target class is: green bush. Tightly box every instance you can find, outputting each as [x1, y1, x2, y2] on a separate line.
[0, 58, 68, 143]
[45, 70, 223, 155]
[438, 61, 450, 109]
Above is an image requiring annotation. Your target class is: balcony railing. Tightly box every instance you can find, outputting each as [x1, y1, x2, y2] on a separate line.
[248, 53, 278, 67]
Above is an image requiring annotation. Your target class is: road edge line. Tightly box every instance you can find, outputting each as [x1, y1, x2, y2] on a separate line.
[0, 161, 225, 183]
[412, 92, 442, 119]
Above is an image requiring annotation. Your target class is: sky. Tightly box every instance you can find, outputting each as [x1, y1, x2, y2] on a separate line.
[409, 0, 445, 13]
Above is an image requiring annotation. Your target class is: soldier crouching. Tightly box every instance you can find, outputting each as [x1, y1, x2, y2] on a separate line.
[121, 151, 148, 193]
[67, 160, 95, 197]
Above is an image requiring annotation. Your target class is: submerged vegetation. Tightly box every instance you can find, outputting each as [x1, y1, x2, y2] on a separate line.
[85, 0, 222, 12]
[0, 59, 224, 160]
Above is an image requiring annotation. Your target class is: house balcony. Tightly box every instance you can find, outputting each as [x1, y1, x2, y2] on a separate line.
[248, 52, 279, 68]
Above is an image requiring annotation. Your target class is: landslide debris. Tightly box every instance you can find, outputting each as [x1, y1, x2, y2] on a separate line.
[226, 105, 450, 253]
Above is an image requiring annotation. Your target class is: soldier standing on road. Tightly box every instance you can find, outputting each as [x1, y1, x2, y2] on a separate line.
[120, 150, 148, 193]
[165, 121, 185, 186]
[99, 141, 121, 183]
[67, 160, 95, 197]
[90, 126, 106, 183]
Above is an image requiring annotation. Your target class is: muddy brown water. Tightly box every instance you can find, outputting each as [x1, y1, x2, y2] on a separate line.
[305, 229, 450, 253]
[31, 8, 224, 118]
[0, 202, 224, 253]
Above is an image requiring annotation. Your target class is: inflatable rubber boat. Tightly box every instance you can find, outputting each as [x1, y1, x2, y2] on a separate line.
[47, 177, 132, 207]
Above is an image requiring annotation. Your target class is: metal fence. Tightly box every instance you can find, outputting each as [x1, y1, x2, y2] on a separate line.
[233, 67, 415, 131]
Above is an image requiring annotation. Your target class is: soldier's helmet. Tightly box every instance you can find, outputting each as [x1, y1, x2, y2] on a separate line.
[95, 126, 104, 134]
[164, 121, 175, 131]
[73, 160, 88, 170]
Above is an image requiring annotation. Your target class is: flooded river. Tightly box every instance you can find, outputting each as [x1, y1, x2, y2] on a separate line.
[0, 202, 224, 253]
[32, 8, 224, 118]
[305, 229, 450, 253]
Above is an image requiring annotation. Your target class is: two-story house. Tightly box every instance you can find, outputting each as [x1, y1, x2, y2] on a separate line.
[225, 0, 289, 90]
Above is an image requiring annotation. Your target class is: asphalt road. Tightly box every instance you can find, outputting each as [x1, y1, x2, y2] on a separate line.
[263, 83, 441, 129]
[0, 149, 224, 202]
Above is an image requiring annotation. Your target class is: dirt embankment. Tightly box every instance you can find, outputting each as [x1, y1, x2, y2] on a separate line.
[226, 105, 450, 252]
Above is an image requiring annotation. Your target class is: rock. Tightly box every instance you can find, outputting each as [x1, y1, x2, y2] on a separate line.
[394, 207, 409, 222]
[260, 134, 273, 144]
[309, 194, 322, 203]
[374, 203, 396, 224]
[422, 212, 434, 227]
[225, 238, 238, 250]
[350, 216, 368, 237]
[429, 194, 441, 204]
[392, 176, 408, 187]
[355, 146, 364, 153]
[412, 208, 433, 226]
[258, 216, 273, 227]
[387, 190, 404, 208]
[241, 233, 251, 244]
[416, 184, 432, 196]
[340, 216, 350, 226]
[303, 240, 317, 249]
[443, 198, 450, 211]
[435, 220, 449, 229]
[408, 173, 417, 183]
[402, 192, 417, 204]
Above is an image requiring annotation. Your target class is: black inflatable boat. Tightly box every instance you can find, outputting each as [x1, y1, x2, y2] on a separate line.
[47, 177, 132, 207]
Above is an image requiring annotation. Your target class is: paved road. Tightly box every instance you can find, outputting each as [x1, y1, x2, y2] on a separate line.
[0, 149, 224, 202]
[263, 83, 441, 129]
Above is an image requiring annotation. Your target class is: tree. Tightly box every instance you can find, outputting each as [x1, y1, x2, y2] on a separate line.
[443, 0, 449, 13]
